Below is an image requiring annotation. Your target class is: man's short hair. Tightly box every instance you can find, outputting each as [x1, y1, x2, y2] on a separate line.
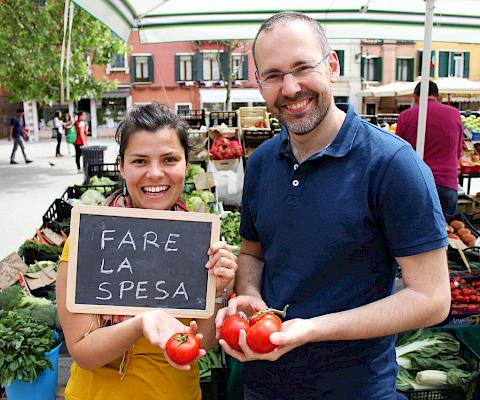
[414, 80, 439, 97]
[16, 108, 24, 114]
[252, 11, 331, 69]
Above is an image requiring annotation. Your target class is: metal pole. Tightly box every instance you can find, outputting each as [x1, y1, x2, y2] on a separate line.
[416, 0, 436, 159]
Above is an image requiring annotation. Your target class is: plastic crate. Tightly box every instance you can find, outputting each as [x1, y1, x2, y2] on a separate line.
[209, 111, 238, 128]
[399, 333, 480, 400]
[200, 367, 228, 400]
[243, 129, 273, 149]
[377, 114, 399, 125]
[62, 184, 118, 201]
[177, 109, 206, 129]
[42, 198, 73, 227]
[361, 115, 379, 125]
[86, 163, 120, 181]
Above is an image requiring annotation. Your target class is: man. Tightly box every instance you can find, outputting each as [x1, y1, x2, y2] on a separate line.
[396, 80, 464, 222]
[215, 12, 450, 400]
[9, 108, 32, 164]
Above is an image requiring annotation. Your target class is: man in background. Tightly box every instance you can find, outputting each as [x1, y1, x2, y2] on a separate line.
[396, 80, 464, 221]
[9, 108, 33, 165]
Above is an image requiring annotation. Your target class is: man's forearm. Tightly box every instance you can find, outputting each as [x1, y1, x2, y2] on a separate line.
[235, 253, 264, 297]
[307, 286, 450, 343]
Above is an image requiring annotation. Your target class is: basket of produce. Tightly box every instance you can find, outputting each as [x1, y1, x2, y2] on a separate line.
[198, 346, 228, 400]
[18, 240, 63, 265]
[396, 329, 480, 399]
[41, 199, 72, 230]
[238, 107, 270, 131]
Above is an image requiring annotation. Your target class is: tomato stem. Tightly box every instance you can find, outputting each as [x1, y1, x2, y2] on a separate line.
[248, 304, 289, 321]
[174, 334, 189, 344]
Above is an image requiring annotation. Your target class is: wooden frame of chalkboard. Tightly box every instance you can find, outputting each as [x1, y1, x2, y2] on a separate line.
[66, 205, 220, 319]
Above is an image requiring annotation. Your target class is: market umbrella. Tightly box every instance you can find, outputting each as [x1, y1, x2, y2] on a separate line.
[357, 82, 417, 98]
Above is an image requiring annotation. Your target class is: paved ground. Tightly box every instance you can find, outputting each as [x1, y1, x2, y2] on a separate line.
[0, 135, 119, 260]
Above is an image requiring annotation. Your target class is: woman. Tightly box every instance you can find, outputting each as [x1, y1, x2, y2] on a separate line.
[63, 112, 73, 155]
[56, 103, 237, 399]
[74, 111, 88, 172]
[53, 110, 64, 157]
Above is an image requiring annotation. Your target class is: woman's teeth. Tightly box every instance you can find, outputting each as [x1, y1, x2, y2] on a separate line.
[143, 186, 168, 193]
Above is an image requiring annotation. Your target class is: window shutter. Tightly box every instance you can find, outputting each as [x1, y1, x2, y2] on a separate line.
[396, 59, 401, 81]
[220, 52, 228, 81]
[417, 51, 423, 77]
[407, 58, 414, 82]
[242, 55, 248, 80]
[464, 52, 470, 78]
[193, 53, 203, 81]
[147, 56, 154, 82]
[361, 57, 365, 79]
[335, 50, 345, 76]
[430, 50, 435, 77]
[131, 56, 136, 82]
[175, 55, 181, 81]
[439, 51, 449, 77]
[374, 57, 382, 81]
[449, 52, 455, 77]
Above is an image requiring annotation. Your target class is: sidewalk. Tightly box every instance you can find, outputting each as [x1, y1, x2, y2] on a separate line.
[0, 136, 119, 260]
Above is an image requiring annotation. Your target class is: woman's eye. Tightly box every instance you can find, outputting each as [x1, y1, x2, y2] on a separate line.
[165, 156, 178, 164]
[132, 159, 145, 164]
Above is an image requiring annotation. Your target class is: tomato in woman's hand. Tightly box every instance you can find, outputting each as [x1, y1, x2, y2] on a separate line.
[165, 333, 200, 365]
[221, 315, 250, 351]
[246, 313, 283, 353]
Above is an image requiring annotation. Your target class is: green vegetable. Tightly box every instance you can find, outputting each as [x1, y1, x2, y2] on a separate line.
[186, 164, 205, 183]
[0, 285, 25, 311]
[220, 212, 242, 252]
[27, 260, 58, 273]
[198, 346, 223, 380]
[80, 189, 106, 205]
[415, 370, 448, 387]
[0, 310, 55, 386]
[18, 241, 62, 258]
[191, 190, 215, 204]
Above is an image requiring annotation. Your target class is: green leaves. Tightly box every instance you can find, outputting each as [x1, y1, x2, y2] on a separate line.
[0, 310, 55, 386]
[0, 0, 127, 103]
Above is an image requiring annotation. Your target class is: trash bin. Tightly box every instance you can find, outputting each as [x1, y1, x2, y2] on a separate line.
[80, 145, 107, 181]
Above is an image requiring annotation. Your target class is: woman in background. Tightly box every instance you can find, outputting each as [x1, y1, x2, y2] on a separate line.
[53, 110, 64, 157]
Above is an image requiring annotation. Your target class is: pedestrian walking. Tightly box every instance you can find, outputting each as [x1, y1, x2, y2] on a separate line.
[53, 110, 64, 157]
[74, 111, 88, 173]
[9, 108, 32, 165]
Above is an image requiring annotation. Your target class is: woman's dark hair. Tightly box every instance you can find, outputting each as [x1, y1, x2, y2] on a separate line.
[54, 110, 61, 119]
[115, 103, 191, 162]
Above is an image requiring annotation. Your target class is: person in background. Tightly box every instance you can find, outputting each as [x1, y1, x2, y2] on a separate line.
[396, 80, 464, 222]
[56, 103, 238, 400]
[63, 111, 73, 155]
[74, 111, 88, 173]
[9, 108, 32, 165]
[215, 12, 450, 400]
[53, 110, 64, 157]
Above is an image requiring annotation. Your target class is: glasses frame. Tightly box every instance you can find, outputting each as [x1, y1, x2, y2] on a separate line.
[256, 53, 331, 89]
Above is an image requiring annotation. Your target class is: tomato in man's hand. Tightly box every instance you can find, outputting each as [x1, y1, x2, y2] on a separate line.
[221, 315, 250, 351]
[165, 333, 200, 365]
[246, 313, 283, 353]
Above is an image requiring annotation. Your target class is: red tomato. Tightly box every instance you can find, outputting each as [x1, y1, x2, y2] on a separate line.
[246, 313, 282, 353]
[221, 316, 250, 351]
[165, 333, 200, 365]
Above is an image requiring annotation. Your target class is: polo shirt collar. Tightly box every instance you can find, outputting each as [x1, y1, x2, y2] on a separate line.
[276, 103, 359, 160]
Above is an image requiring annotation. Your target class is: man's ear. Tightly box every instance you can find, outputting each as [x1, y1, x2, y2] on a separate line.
[328, 52, 341, 83]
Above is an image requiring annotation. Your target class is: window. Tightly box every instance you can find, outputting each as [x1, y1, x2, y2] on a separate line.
[439, 51, 470, 78]
[362, 57, 382, 81]
[416, 50, 435, 78]
[203, 53, 221, 81]
[396, 58, 414, 81]
[232, 55, 248, 80]
[131, 55, 154, 83]
[111, 54, 126, 69]
[176, 103, 192, 113]
[175, 55, 193, 81]
[334, 50, 345, 76]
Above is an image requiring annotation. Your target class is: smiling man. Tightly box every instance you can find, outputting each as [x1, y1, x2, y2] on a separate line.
[215, 11, 451, 400]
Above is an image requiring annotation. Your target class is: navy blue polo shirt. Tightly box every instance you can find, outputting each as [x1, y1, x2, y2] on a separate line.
[10, 116, 24, 138]
[240, 104, 447, 399]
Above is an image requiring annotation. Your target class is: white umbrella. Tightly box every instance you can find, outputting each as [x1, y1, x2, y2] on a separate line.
[357, 82, 417, 97]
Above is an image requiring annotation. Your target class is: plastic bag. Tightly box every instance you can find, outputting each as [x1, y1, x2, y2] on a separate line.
[207, 158, 244, 207]
[66, 125, 76, 144]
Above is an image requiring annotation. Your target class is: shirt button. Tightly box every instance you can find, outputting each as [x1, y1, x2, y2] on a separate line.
[292, 179, 299, 187]
[293, 164, 299, 170]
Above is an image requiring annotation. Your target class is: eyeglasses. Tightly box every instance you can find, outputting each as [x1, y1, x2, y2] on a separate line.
[256, 53, 331, 89]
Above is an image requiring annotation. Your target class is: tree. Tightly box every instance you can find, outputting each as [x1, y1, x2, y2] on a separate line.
[198, 40, 248, 111]
[0, 0, 127, 103]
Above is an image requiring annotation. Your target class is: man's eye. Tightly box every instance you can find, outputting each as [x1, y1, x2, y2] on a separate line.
[264, 73, 281, 82]
[296, 64, 314, 73]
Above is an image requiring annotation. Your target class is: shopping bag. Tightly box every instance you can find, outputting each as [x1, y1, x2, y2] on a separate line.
[66, 125, 76, 144]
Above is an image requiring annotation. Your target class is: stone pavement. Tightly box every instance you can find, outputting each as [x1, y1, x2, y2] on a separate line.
[0, 135, 119, 260]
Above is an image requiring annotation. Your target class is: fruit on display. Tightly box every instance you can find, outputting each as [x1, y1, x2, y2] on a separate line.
[461, 114, 480, 133]
[447, 220, 477, 247]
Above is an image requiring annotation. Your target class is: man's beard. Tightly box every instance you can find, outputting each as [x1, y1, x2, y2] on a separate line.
[274, 91, 330, 136]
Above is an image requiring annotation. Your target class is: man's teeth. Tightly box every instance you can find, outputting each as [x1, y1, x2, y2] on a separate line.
[143, 186, 168, 193]
[286, 99, 309, 110]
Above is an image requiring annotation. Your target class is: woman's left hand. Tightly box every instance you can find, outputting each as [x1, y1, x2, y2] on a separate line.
[206, 241, 238, 295]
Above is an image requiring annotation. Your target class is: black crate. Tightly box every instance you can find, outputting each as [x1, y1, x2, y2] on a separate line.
[177, 109, 206, 129]
[86, 163, 120, 182]
[42, 198, 72, 226]
[377, 114, 399, 125]
[360, 115, 379, 125]
[243, 129, 273, 149]
[62, 184, 118, 201]
[209, 111, 238, 128]
[200, 367, 228, 400]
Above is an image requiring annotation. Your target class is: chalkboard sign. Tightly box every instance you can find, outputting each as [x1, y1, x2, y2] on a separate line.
[66, 205, 220, 318]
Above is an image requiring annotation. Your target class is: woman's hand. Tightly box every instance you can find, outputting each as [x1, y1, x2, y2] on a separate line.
[140, 310, 205, 370]
[206, 241, 238, 295]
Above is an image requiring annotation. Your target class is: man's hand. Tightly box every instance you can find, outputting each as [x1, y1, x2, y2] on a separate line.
[215, 295, 267, 339]
[219, 318, 315, 362]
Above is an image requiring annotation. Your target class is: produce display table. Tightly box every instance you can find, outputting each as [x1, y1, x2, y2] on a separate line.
[459, 172, 480, 195]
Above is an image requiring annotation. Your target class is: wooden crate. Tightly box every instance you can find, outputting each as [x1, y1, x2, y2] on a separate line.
[238, 107, 270, 131]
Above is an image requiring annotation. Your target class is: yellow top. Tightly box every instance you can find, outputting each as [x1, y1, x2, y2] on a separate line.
[60, 239, 202, 400]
